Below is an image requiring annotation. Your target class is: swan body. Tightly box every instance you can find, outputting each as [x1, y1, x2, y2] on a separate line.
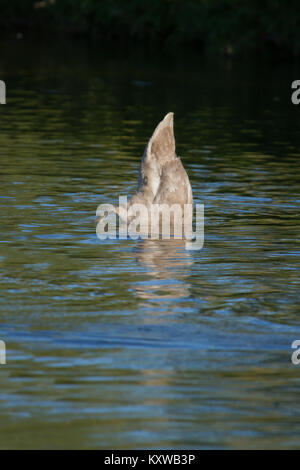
[98, 112, 193, 237]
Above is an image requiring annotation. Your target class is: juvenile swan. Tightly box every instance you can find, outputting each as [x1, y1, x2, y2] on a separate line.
[100, 112, 193, 235]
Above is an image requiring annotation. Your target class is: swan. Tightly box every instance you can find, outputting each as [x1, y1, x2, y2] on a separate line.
[97, 112, 193, 238]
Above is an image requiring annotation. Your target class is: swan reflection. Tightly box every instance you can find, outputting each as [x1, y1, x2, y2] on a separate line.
[134, 238, 194, 301]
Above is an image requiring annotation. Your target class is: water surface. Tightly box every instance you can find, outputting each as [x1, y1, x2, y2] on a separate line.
[0, 38, 299, 449]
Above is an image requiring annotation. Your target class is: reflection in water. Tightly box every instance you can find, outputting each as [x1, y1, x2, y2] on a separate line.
[134, 239, 193, 301]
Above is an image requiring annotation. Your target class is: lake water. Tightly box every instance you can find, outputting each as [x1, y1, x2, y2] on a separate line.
[0, 37, 299, 449]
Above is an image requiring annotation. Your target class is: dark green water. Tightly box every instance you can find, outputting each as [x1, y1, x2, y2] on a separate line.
[0, 37, 299, 449]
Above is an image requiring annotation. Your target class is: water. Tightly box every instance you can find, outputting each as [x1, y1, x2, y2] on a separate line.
[0, 37, 299, 449]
